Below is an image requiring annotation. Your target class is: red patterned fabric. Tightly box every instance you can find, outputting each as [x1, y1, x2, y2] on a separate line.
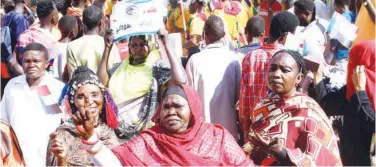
[16, 26, 58, 61]
[259, 0, 283, 36]
[239, 43, 284, 142]
[66, 7, 83, 19]
[112, 84, 253, 166]
[249, 92, 342, 166]
[346, 40, 375, 110]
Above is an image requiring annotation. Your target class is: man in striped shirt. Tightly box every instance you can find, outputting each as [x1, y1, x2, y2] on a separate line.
[239, 11, 300, 143]
[9, 0, 59, 75]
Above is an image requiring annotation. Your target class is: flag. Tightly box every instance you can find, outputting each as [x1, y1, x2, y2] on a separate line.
[327, 12, 358, 48]
[36, 85, 62, 114]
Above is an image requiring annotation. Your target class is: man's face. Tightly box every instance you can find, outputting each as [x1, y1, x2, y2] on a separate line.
[294, 7, 310, 26]
[169, 0, 178, 6]
[22, 50, 49, 80]
[72, 21, 79, 39]
[98, 16, 106, 37]
[50, 8, 59, 26]
[190, 1, 200, 14]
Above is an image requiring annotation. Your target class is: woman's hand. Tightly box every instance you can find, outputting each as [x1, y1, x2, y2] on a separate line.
[50, 132, 67, 160]
[104, 30, 114, 49]
[157, 27, 169, 45]
[249, 132, 283, 156]
[72, 104, 95, 140]
[352, 65, 367, 92]
[312, 63, 325, 86]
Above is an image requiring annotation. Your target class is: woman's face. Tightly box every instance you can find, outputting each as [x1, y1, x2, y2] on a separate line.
[74, 84, 104, 124]
[129, 37, 149, 62]
[160, 94, 191, 134]
[267, 52, 303, 96]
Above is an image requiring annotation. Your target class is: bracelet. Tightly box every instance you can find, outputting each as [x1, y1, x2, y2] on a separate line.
[86, 140, 103, 155]
[81, 133, 99, 145]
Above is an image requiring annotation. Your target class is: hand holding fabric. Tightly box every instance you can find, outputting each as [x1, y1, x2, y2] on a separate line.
[312, 63, 325, 86]
[50, 132, 67, 164]
[352, 65, 367, 92]
[249, 132, 283, 156]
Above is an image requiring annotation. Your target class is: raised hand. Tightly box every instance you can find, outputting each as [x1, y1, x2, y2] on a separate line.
[50, 132, 67, 160]
[352, 65, 367, 92]
[104, 29, 114, 49]
[312, 63, 325, 86]
[71, 96, 95, 140]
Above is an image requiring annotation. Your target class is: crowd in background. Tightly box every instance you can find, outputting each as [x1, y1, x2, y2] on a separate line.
[0, 0, 375, 166]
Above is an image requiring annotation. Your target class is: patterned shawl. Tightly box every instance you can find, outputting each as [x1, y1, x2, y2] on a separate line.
[249, 92, 342, 166]
[112, 84, 253, 166]
[111, 51, 171, 140]
[46, 122, 122, 166]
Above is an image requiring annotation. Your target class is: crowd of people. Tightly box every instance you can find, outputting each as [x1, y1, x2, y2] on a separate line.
[0, 0, 375, 166]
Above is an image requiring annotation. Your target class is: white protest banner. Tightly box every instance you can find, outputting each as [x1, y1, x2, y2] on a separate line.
[111, 0, 167, 42]
[284, 32, 305, 55]
[327, 12, 358, 48]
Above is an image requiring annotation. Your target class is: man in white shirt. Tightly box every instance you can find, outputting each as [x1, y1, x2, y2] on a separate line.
[1, 43, 65, 166]
[294, 0, 330, 57]
[287, 0, 331, 20]
[186, 15, 241, 142]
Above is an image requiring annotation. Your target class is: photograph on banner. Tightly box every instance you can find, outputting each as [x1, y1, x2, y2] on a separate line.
[110, 0, 167, 42]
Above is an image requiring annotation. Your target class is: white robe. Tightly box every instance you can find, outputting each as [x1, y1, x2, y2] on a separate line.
[186, 43, 242, 142]
[1, 74, 65, 166]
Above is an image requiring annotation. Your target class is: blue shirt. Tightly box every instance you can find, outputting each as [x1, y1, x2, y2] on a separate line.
[237, 42, 262, 55]
[343, 11, 356, 24]
[1, 11, 29, 53]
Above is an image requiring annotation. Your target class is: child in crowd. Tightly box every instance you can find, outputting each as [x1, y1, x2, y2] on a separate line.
[54, 15, 78, 82]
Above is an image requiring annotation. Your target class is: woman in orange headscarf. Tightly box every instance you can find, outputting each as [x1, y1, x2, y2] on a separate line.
[69, 84, 254, 166]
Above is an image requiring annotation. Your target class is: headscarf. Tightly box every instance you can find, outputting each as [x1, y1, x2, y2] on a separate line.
[112, 84, 252, 166]
[108, 35, 160, 104]
[346, 40, 375, 110]
[58, 66, 119, 128]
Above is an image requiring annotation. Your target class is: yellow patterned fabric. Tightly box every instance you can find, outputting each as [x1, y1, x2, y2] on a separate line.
[166, 5, 190, 41]
[109, 50, 160, 104]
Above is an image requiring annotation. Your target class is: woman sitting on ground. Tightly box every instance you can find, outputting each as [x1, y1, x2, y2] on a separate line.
[46, 66, 123, 166]
[97, 30, 187, 140]
[70, 84, 254, 166]
[246, 50, 342, 166]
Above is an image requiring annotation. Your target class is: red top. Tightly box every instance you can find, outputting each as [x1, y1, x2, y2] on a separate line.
[239, 43, 284, 142]
[112, 84, 254, 166]
[346, 40, 375, 110]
